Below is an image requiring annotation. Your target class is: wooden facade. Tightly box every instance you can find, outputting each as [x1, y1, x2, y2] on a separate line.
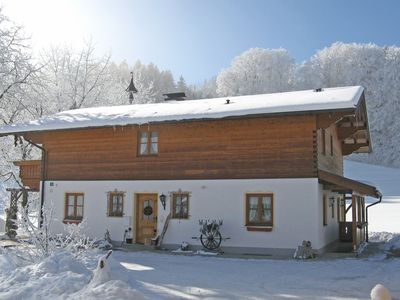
[16, 100, 370, 187]
[23, 114, 319, 182]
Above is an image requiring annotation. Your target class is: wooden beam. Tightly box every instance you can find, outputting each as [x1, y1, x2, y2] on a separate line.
[337, 126, 367, 140]
[316, 111, 354, 129]
[318, 169, 380, 198]
[342, 142, 369, 156]
[352, 195, 357, 251]
[353, 146, 370, 153]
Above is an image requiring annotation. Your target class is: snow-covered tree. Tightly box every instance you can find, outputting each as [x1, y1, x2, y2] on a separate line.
[216, 48, 295, 96]
[129, 61, 176, 102]
[188, 77, 218, 99]
[0, 9, 41, 125]
[101, 61, 131, 106]
[0, 9, 43, 211]
[296, 42, 400, 167]
[176, 75, 188, 93]
[39, 40, 111, 112]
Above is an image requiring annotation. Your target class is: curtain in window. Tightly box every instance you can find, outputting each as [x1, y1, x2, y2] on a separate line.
[150, 132, 158, 154]
[140, 132, 148, 154]
[111, 194, 123, 215]
[67, 195, 75, 217]
[249, 196, 258, 222]
[261, 196, 272, 222]
[76, 195, 84, 217]
[174, 194, 188, 218]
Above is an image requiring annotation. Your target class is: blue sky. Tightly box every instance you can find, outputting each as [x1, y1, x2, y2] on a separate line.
[3, 0, 400, 84]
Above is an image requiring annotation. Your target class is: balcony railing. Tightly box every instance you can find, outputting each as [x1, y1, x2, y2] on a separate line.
[13, 160, 41, 191]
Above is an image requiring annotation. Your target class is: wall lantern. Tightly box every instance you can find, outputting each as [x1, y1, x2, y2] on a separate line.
[329, 196, 335, 207]
[159, 193, 167, 210]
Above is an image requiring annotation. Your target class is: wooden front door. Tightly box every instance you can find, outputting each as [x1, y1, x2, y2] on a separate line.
[136, 193, 158, 244]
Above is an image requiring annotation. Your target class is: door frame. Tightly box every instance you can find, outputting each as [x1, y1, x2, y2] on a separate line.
[134, 193, 158, 244]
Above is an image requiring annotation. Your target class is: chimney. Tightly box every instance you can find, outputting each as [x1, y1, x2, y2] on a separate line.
[163, 92, 186, 101]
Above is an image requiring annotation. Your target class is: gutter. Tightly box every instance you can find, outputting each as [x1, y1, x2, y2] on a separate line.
[365, 193, 382, 242]
[23, 137, 47, 228]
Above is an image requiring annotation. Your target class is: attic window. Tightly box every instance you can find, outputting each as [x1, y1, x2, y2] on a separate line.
[139, 131, 158, 155]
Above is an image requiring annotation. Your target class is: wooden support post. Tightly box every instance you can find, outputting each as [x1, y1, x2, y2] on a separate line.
[352, 194, 357, 251]
[5, 189, 22, 238]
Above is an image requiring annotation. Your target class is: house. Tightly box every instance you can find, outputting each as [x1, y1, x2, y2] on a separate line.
[0, 86, 381, 255]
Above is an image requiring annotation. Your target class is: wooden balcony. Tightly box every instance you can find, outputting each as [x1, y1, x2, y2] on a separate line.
[13, 160, 41, 191]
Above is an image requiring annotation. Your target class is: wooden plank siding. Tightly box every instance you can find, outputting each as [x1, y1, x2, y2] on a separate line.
[317, 124, 344, 176]
[24, 115, 318, 181]
[13, 160, 41, 191]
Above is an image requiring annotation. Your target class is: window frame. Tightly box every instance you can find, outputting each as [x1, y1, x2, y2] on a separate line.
[138, 131, 158, 156]
[64, 193, 84, 222]
[171, 192, 190, 219]
[323, 194, 328, 226]
[108, 192, 124, 217]
[245, 193, 274, 227]
[321, 129, 326, 155]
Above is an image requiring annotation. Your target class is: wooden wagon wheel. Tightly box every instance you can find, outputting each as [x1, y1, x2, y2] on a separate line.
[200, 230, 222, 250]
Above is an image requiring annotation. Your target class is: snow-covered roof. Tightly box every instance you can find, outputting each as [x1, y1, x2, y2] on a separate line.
[0, 86, 363, 135]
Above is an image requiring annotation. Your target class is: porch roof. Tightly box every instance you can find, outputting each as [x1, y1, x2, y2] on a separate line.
[318, 169, 381, 198]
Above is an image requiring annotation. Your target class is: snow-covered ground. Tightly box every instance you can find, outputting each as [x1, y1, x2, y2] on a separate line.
[345, 160, 400, 233]
[0, 241, 399, 300]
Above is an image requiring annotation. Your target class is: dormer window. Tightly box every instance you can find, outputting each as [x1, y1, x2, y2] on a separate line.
[139, 131, 158, 155]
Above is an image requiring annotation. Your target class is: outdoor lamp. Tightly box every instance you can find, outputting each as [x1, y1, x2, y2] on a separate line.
[159, 193, 166, 210]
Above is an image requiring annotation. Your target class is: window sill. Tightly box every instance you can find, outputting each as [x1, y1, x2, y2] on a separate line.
[107, 215, 124, 218]
[137, 153, 158, 157]
[63, 219, 82, 224]
[246, 226, 273, 232]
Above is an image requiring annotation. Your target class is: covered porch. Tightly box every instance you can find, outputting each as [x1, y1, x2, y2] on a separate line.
[318, 169, 382, 252]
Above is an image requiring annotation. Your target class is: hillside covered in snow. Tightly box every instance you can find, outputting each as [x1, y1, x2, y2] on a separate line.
[345, 160, 400, 233]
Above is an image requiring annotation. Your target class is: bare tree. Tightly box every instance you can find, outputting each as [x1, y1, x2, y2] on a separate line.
[40, 39, 111, 111]
[0, 8, 42, 125]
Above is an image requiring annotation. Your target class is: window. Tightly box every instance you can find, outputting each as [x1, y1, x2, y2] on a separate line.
[108, 192, 124, 217]
[172, 192, 189, 219]
[338, 197, 346, 222]
[245, 194, 273, 227]
[65, 193, 84, 221]
[139, 131, 158, 155]
[336, 196, 340, 222]
[330, 197, 335, 218]
[321, 129, 326, 155]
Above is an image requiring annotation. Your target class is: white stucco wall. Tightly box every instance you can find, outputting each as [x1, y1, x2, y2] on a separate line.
[315, 184, 341, 249]
[43, 178, 333, 253]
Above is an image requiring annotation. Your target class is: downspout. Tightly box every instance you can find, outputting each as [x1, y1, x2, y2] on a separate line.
[365, 194, 382, 243]
[24, 137, 47, 228]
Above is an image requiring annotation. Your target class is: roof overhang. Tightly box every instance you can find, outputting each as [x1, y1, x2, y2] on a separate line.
[336, 93, 372, 154]
[318, 169, 381, 198]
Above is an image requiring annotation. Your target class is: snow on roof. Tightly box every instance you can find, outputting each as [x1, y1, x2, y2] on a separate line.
[0, 86, 363, 135]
